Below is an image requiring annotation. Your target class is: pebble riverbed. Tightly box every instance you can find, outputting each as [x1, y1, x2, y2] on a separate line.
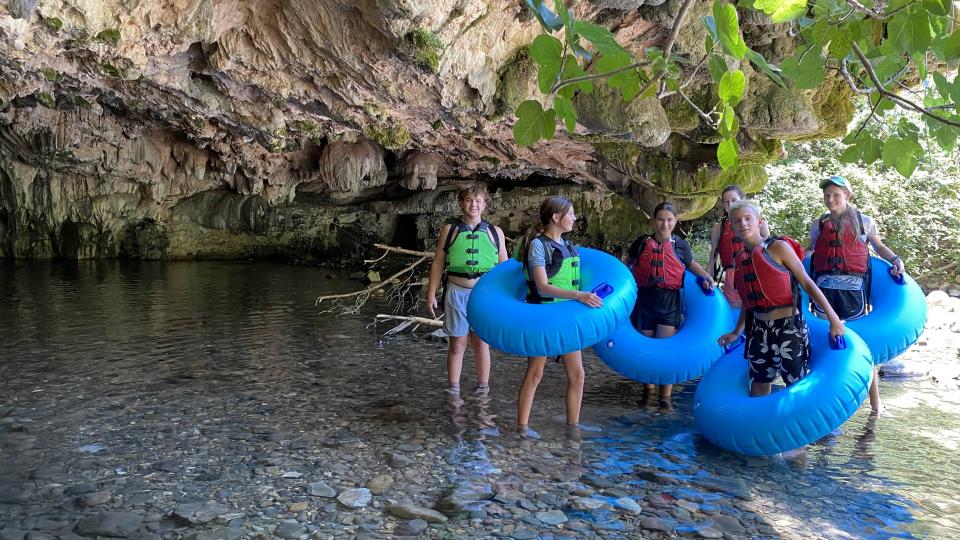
[1, 260, 958, 540]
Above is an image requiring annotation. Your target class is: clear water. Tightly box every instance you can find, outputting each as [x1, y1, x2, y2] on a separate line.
[0, 260, 958, 539]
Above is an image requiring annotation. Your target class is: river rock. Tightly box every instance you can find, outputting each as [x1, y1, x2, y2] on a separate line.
[435, 483, 494, 516]
[387, 503, 448, 523]
[394, 519, 429, 536]
[308, 481, 337, 497]
[366, 474, 394, 495]
[613, 497, 642, 514]
[173, 502, 229, 524]
[535, 509, 567, 525]
[274, 521, 307, 539]
[337, 488, 372, 508]
[77, 490, 112, 507]
[641, 516, 674, 534]
[75, 511, 143, 537]
[710, 514, 747, 534]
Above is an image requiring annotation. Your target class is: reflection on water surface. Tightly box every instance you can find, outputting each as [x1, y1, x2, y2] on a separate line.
[0, 260, 958, 539]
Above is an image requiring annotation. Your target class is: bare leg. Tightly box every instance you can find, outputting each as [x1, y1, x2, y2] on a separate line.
[561, 351, 585, 425]
[517, 357, 546, 429]
[468, 331, 491, 389]
[750, 382, 772, 397]
[640, 328, 656, 396]
[655, 324, 677, 399]
[446, 335, 469, 391]
[868, 365, 882, 412]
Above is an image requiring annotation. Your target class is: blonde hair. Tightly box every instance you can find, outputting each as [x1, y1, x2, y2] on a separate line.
[727, 200, 762, 221]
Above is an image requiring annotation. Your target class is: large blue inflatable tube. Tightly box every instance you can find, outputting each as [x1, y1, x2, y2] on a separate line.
[693, 317, 873, 456]
[466, 248, 636, 357]
[593, 272, 733, 385]
[802, 256, 927, 364]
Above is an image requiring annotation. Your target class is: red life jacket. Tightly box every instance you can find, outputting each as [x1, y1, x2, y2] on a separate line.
[631, 235, 685, 290]
[812, 210, 869, 277]
[734, 236, 802, 313]
[716, 217, 743, 269]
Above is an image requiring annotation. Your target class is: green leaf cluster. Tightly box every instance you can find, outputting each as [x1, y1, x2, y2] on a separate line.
[512, 0, 960, 182]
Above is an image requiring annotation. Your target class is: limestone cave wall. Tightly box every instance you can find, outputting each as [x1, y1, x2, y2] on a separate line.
[0, 0, 853, 260]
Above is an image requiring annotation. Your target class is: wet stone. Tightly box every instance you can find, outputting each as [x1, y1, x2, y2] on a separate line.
[386, 453, 414, 468]
[396, 442, 423, 452]
[77, 490, 112, 507]
[174, 502, 229, 525]
[710, 514, 746, 534]
[274, 521, 307, 539]
[337, 488, 372, 508]
[535, 509, 567, 525]
[366, 474, 393, 495]
[289, 501, 308, 513]
[581, 474, 615, 489]
[511, 529, 539, 540]
[183, 526, 233, 540]
[0, 528, 25, 540]
[308, 481, 337, 498]
[75, 511, 144, 537]
[641, 516, 674, 534]
[64, 483, 97, 496]
[613, 497, 642, 514]
[152, 460, 179, 473]
[573, 496, 607, 510]
[435, 483, 494, 516]
[387, 503, 448, 523]
[393, 519, 428, 536]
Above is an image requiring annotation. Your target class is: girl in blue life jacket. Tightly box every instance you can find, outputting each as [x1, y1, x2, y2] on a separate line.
[515, 196, 603, 439]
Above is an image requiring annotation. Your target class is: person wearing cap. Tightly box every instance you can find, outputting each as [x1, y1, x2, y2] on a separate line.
[809, 175, 904, 413]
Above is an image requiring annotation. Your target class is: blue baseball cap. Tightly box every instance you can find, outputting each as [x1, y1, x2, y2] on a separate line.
[819, 175, 851, 190]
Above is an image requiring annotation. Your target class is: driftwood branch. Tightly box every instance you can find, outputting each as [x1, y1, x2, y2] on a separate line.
[375, 314, 443, 327]
[365, 244, 434, 262]
[316, 256, 428, 304]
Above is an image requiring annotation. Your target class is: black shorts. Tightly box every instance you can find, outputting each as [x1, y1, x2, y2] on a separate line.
[813, 287, 868, 320]
[633, 287, 681, 331]
[745, 314, 811, 386]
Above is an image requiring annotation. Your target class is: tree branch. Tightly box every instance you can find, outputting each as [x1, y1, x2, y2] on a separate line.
[854, 95, 881, 138]
[365, 243, 434, 262]
[316, 256, 429, 304]
[851, 42, 960, 129]
[844, 0, 883, 20]
[549, 59, 652, 96]
[676, 88, 715, 125]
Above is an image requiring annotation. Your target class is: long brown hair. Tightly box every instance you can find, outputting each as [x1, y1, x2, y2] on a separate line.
[516, 196, 573, 265]
[720, 185, 745, 199]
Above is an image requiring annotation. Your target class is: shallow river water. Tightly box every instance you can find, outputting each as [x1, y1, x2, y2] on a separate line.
[1, 260, 958, 540]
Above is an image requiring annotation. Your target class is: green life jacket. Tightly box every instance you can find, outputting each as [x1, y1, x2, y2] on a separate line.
[444, 219, 501, 278]
[524, 235, 580, 303]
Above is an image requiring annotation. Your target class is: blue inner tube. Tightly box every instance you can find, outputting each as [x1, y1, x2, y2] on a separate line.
[593, 272, 734, 385]
[802, 256, 927, 364]
[466, 248, 636, 357]
[693, 316, 873, 456]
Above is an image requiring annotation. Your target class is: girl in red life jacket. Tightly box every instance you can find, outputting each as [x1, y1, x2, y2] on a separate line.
[809, 175, 904, 413]
[627, 202, 715, 408]
[718, 201, 845, 398]
[515, 196, 603, 440]
[708, 185, 770, 309]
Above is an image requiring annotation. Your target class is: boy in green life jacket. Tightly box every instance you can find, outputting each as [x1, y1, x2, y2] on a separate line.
[426, 184, 508, 395]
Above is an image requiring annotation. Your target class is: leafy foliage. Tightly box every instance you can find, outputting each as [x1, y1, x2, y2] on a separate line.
[513, 0, 960, 181]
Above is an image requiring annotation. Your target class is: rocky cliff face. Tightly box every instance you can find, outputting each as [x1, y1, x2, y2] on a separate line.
[0, 0, 852, 260]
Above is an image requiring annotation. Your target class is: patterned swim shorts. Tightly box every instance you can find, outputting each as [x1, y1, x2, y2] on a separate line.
[745, 314, 811, 386]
